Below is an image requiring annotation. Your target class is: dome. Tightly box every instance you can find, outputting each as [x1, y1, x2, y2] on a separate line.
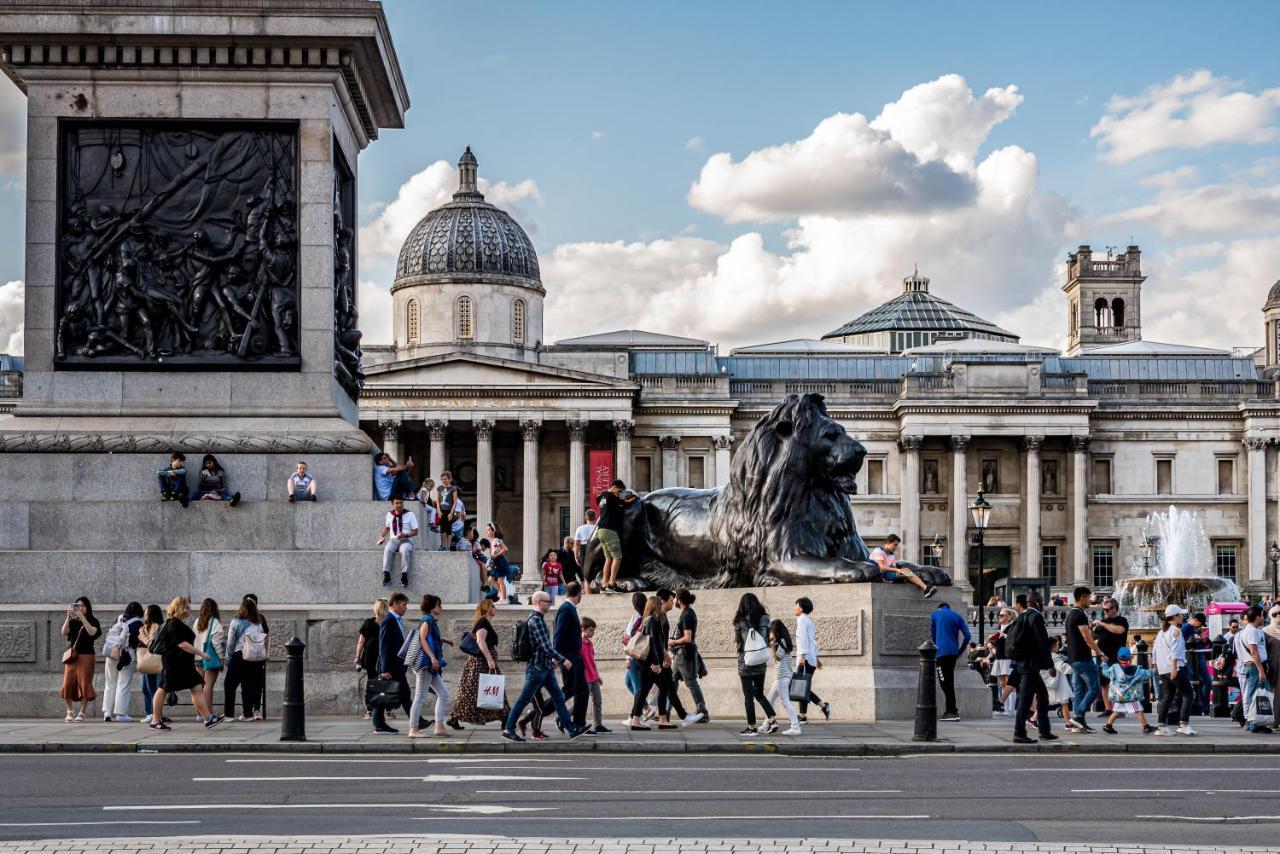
[1267, 278, 1280, 308]
[394, 148, 542, 290]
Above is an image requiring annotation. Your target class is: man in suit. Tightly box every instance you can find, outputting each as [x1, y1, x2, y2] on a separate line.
[1011, 592, 1060, 744]
[373, 592, 412, 734]
[554, 582, 589, 729]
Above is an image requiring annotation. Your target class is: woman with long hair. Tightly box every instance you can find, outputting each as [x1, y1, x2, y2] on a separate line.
[193, 598, 225, 720]
[764, 619, 801, 734]
[193, 453, 241, 505]
[668, 588, 707, 724]
[223, 595, 267, 721]
[149, 596, 222, 731]
[408, 594, 453, 738]
[627, 596, 672, 730]
[356, 598, 389, 719]
[451, 598, 510, 726]
[138, 604, 166, 725]
[485, 522, 513, 604]
[102, 601, 144, 722]
[59, 596, 101, 722]
[733, 592, 776, 736]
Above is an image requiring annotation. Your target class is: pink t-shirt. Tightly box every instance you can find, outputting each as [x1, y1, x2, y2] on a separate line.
[869, 546, 897, 567]
[581, 636, 600, 684]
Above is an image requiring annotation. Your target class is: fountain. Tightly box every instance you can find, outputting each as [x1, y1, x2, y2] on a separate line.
[1112, 506, 1241, 628]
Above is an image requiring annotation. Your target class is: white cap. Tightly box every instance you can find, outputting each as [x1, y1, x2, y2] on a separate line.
[1164, 604, 1187, 618]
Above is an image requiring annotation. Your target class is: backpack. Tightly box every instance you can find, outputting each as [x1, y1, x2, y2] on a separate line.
[240, 625, 268, 662]
[1004, 613, 1031, 662]
[103, 618, 132, 660]
[742, 624, 770, 667]
[512, 617, 534, 663]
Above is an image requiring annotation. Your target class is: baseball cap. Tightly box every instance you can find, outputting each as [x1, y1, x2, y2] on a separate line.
[1163, 604, 1187, 618]
[1117, 646, 1132, 660]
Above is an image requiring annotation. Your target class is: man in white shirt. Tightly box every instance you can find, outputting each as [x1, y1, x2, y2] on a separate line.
[376, 497, 419, 588]
[793, 597, 831, 721]
[1234, 605, 1272, 734]
[573, 510, 598, 566]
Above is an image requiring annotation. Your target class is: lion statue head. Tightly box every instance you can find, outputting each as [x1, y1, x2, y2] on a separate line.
[709, 393, 871, 586]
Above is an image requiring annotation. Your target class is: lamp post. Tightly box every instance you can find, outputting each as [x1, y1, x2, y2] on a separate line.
[1140, 537, 1154, 574]
[929, 535, 944, 569]
[1269, 541, 1279, 606]
[970, 490, 992, 642]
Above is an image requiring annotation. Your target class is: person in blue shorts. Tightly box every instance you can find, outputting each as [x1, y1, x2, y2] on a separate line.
[869, 534, 936, 599]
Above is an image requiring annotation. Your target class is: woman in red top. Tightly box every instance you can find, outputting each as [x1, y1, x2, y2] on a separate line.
[540, 549, 564, 601]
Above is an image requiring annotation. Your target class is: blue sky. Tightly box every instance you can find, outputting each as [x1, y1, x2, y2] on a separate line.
[3, 2, 1280, 352]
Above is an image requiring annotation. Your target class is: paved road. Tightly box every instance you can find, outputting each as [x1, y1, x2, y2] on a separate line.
[0, 752, 1272, 845]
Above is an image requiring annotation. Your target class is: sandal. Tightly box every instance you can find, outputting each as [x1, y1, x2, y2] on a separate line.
[63, 712, 74, 722]
[73, 712, 86, 723]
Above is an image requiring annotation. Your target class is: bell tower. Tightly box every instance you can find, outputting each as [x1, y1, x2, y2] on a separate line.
[1062, 244, 1144, 355]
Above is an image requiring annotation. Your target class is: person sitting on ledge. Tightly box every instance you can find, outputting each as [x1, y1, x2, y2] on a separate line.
[287, 461, 316, 502]
[373, 452, 415, 501]
[190, 454, 241, 507]
[868, 533, 936, 599]
[377, 497, 418, 588]
[157, 451, 189, 504]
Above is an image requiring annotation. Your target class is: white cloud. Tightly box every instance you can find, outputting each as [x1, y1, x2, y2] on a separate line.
[1104, 182, 1280, 239]
[0, 279, 23, 355]
[685, 136, 704, 152]
[1138, 165, 1199, 189]
[591, 130, 605, 140]
[870, 75, 1022, 172]
[0, 83, 24, 175]
[1091, 70, 1280, 163]
[357, 278, 393, 347]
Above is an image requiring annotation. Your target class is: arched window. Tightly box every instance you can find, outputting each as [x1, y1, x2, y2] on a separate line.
[406, 298, 420, 344]
[1094, 297, 1110, 330]
[455, 295, 474, 341]
[1111, 297, 1125, 330]
[512, 298, 526, 345]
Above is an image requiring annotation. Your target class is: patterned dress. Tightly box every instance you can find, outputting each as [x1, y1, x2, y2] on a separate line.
[450, 618, 509, 725]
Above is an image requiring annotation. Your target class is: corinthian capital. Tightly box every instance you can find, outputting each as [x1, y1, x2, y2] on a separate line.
[426, 419, 448, 441]
[520, 419, 542, 441]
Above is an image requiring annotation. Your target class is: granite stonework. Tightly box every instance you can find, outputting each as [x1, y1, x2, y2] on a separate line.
[0, 585, 985, 721]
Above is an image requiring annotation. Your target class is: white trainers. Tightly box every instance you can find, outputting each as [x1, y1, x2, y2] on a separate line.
[114, 714, 134, 722]
[783, 725, 803, 735]
[682, 712, 705, 726]
[141, 714, 152, 725]
[1151, 726, 1172, 736]
[1176, 725, 1198, 736]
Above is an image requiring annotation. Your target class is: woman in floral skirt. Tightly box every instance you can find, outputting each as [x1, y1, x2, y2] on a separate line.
[451, 598, 509, 726]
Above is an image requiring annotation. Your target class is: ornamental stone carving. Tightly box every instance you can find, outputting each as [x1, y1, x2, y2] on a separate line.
[612, 420, 635, 439]
[426, 420, 449, 441]
[520, 419, 542, 441]
[55, 120, 299, 368]
[333, 148, 364, 399]
[713, 435, 734, 451]
[0, 431, 373, 454]
[473, 419, 494, 440]
[377, 417, 401, 441]
[950, 435, 970, 453]
[0, 623, 36, 663]
[1071, 436, 1091, 453]
[1022, 435, 1044, 452]
[1244, 437, 1269, 452]
[899, 435, 923, 453]
[658, 435, 682, 451]
[567, 420, 588, 442]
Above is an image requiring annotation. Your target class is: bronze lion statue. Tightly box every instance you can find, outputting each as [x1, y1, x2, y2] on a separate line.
[584, 393, 954, 590]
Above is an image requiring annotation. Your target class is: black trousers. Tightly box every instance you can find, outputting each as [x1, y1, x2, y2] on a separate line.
[936, 654, 959, 716]
[739, 671, 775, 727]
[1014, 665, 1051, 738]
[223, 654, 266, 719]
[561, 654, 589, 728]
[656, 667, 687, 719]
[1158, 671, 1194, 726]
[794, 661, 824, 714]
[631, 664, 670, 718]
[371, 671, 411, 731]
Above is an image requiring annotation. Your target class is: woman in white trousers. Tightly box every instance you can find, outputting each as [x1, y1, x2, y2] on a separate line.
[102, 603, 144, 721]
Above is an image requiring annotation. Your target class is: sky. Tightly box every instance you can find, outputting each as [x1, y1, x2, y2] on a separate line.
[3, 2, 1280, 355]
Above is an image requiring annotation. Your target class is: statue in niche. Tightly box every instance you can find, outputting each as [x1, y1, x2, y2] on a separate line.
[54, 122, 299, 367]
[922, 459, 939, 495]
[1042, 460, 1059, 496]
[981, 459, 999, 493]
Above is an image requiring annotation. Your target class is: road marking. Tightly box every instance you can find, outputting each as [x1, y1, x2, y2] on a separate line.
[194, 774, 582, 783]
[225, 757, 575, 764]
[1137, 814, 1280, 823]
[0, 821, 201, 828]
[1013, 767, 1204, 772]
[479, 788, 903, 795]
[224, 758, 865, 771]
[408, 814, 931, 822]
[104, 804, 551, 813]
[1076, 788, 1280, 794]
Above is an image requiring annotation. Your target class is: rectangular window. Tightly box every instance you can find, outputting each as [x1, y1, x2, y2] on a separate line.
[1091, 545, 1114, 588]
[1155, 458, 1173, 495]
[633, 457, 653, 494]
[1215, 545, 1237, 581]
[1217, 458, 1235, 495]
[688, 456, 705, 490]
[866, 459, 885, 495]
[1041, 545, 1058, 586]
[1092, 458, 1112, 494]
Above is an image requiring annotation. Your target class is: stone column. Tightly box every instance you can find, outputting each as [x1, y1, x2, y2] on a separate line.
[713, 435, 734, 487]
[899, 435, 922, 563]
[567, 419, 588, 522]
[521, 420, 542, 577]
[1023, 435, 1043, 578]
[659, 435, 681, 489]
[426, 419, 448, 480]
[1247, 437, 1268, 584]
[613, 420, 634, 487]
[474, 419, 494, 528]
[1071, 436, 1090, 585]
[378, 417, 401, 462]
[950, 436, 970, 588]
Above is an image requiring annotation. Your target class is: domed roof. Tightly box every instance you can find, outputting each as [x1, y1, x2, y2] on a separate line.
[1267, 278, 1280, 308]
[394, 148, 542, 290]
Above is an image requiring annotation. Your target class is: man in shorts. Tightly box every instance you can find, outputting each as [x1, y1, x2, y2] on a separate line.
[869, 534, 937, 599]
[596, 480, 637, 594]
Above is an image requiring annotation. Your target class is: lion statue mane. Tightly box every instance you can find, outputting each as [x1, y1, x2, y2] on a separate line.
[583, 393, 954, 590]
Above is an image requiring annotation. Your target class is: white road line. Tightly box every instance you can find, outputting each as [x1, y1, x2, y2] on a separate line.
[224, 759, 863, 771]
[104, 804, 551, 813]
[478, 788, 903, 795]
[194, 774, 582, 783]
[1013, 767, 1201, 772]
[1076, 788, 1280, 794]
[0, 821, 201, 828]
[408, 814, 931, 822]
[225, 758, 575, 764]
[1137, 814, 1280, 823]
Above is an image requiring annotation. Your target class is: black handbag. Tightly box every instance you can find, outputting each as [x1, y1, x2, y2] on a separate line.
[365, 677, 402, 710]
[789, 670, 813, 702]
[696, 651, 708, 679]
[459, 631, 482, 657]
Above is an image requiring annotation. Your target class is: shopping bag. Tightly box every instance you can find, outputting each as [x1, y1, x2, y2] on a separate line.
[789, 670, 812, 703]
[477, 672, 506, 710]
[1248, 687, 1275, 727]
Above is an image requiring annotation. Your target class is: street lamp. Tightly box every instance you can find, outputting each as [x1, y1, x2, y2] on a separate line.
[1140, 537, 1155, 574]
[970, 490, 992, 642]
[929, 535, 944, 568]
[1269, 541, 1279, 606]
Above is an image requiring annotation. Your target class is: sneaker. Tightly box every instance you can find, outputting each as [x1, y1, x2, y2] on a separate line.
[382, 572, 391, 587]
[1175, 725, 1198, 736]
[593, 725, 613, 734]
[939, 713, 961, 722]
[400, 572, 408, 587]
[1250, 725, 1274, 734]
[229, 492, 241, 507]
[923, 585, 938, 599]
[148, 721, 171, 731]
[1102, 724, 1117, 734]
[1012, 734, 1037, 744]
[1151, 726, 1172, 736]
[141, 715, 152, 725]
[738, 727, 757, 737]
[177, 493, 189, 508]
[373, 726, 399, 735]
[1143, 724, 1159, 734]
[288, 494, 295, 503]
[782, 725, 803, 735]
[204, 715, 225, 730]
[759, 720, 778, 735]
[114, 714, 134, 722]
[821, 702, 832, 721]
[530, 730, 549, 741]
[568, 725, 590, 740]
[682, 712, 705, 726]
[501, 729, 524, 743]
[103, 714, 113, 722]
[1040, 733, 1060, 741]
[696, 715, 711, 724]
[252, 711, 263, 721]
[1070, 718, 1094, 734]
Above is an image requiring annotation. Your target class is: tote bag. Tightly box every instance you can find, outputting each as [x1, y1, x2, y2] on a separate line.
[789, 669, 813, 702]
[477, 672, 506, 710]
[1248, 686, 1275, 727]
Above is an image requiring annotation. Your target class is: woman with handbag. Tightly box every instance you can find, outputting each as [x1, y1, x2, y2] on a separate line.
[626, 597, 671, 731]
[193, 598, 225, 722]
[102, 601, 144, 721]
[356, 598, 389, 719]
[451, 599, 510, 726]
[137, 604, 166, 725]
[408, 594, 452, 738]
[59, 596, 101, 722]
[764, 619, 802, 735]
[733, 592, 777, 736]
[149, 596, 223, 731]
[223, 595, 268, 722]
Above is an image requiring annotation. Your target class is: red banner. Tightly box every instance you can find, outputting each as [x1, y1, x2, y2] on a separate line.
[588, 449, 615, 511]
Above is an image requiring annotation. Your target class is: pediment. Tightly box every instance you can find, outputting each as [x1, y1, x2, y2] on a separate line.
[363, 352, 635, 391]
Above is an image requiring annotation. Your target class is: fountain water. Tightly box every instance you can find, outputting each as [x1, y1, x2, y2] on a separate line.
[1112, 505, 1241, 628]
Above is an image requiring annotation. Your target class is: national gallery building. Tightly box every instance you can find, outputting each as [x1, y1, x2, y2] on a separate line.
[355, 151, 1280, 597]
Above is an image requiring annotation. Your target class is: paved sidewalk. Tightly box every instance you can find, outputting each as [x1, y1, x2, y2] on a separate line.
[0, 714, 1275, 754]
[0, 836, 1267, 854]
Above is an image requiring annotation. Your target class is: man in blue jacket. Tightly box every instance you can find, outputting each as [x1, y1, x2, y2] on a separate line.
[930, 601, 972, 722]
[373, 592, 412, 735]
[553, 582, 588, 729]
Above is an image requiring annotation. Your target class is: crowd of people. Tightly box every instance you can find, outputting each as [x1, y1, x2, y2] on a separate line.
[59, 594, 270, 730]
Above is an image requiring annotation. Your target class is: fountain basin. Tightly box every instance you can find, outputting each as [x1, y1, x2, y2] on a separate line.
[1112, 576, 1241, 629]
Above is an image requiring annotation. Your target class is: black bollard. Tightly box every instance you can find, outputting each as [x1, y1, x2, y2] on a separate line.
[1134, 638, 1151, 713]
[913, 639, 939, 742]
[280, 636, 306, 742]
